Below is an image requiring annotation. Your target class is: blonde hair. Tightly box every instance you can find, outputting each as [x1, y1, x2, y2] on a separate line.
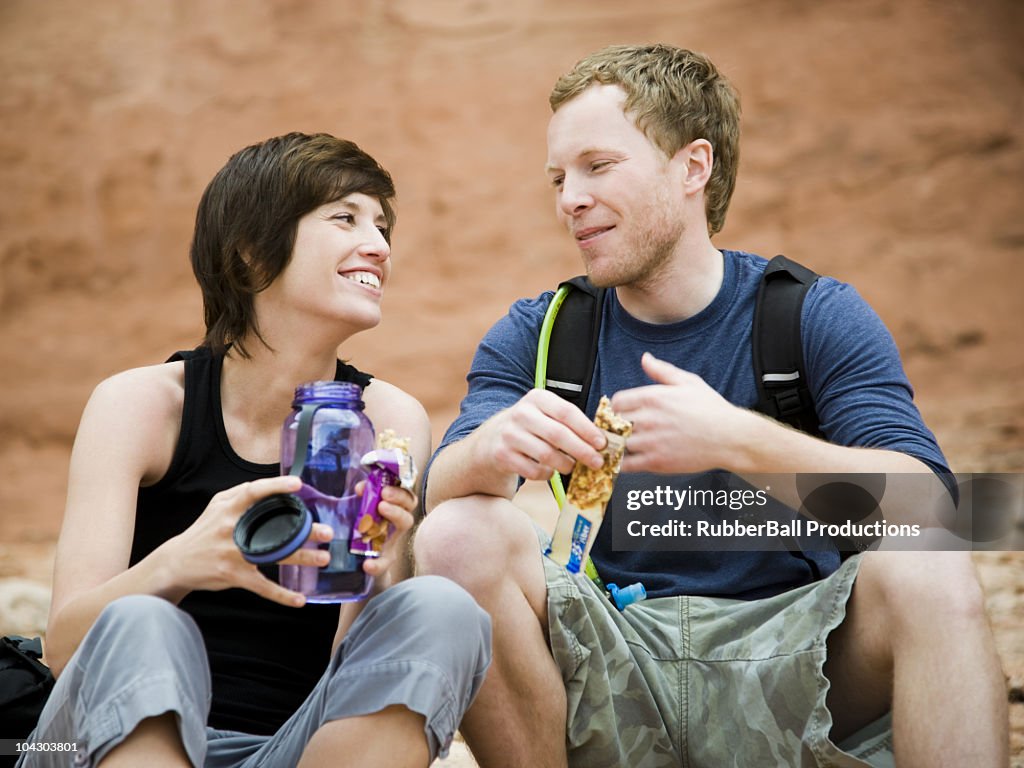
[550, 44, 740, 235]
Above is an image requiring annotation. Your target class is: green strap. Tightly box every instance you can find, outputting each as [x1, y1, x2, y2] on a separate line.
[535, 285, 572, 509]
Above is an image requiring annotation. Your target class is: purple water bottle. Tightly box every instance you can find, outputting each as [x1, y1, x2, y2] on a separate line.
[235, 381, 376, 602]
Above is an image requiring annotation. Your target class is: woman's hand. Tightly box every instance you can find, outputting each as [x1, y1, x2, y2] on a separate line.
[160, 475, 333, 607]
[359, 481, 417, 582]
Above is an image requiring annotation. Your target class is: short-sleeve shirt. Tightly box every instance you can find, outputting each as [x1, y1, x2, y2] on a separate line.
[434, 250, 951, 599]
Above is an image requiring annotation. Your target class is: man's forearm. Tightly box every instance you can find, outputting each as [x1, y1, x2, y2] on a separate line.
[425, 430, 519, 512]
[734, 410, 949, 528]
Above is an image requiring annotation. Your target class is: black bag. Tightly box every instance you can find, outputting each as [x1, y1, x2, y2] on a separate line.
[1, 635, 55, 756]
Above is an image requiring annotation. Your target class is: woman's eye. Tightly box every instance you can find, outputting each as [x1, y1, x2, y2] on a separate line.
[332, 213, 354, 224]
[551, 176, 564, 189]
[591, 161, 610, 172]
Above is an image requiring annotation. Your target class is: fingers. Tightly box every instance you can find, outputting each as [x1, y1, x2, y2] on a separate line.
[528, 389, 607, 453]
[277, 524, 333, 567]
[358, 486, 416, 575]
[612, 353, 695, 415]
[310, 522, 334, 542]
[239, 474, 304, 499]
[215, 475, 304, 514]
[362, 554, 390, 577]
[495, 431, 573, 480]
[488, 389, 605, 477]
[376, 486, 416, 534]
[611, 378, 677, 416]
[640, 352, 689, 385]
[243, 569, 308, 608]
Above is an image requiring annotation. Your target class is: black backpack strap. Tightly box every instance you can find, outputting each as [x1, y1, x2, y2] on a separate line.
[534, 276, 605, 497]
[541, 262, 821, 437]
[542, 276, 605, 414]
[752, 255, 822, 436]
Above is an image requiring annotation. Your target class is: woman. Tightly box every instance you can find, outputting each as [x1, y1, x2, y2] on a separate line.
[21, 133, 491, 768]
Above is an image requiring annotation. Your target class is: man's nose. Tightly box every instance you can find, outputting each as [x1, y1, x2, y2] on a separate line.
[558, 175, 594, 217]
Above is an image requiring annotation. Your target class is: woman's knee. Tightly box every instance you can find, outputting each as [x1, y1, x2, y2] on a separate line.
[341, 576, 492, 679]
[393, 575, 492, 650]
[59, 596, 209, 722]
[83, 595, 205, 670]
[92, 595, 192, 639]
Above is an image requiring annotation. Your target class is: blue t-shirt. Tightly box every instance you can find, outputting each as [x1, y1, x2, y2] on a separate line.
[434, 250, 951, 599]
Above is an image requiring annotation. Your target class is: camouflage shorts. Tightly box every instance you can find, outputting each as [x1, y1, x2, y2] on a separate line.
[538, 533, 895, 768]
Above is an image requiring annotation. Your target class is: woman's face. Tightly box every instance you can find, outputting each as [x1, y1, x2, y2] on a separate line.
[265, 192, 392, 336]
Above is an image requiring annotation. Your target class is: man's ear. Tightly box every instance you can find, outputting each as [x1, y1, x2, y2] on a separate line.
[675, 138, 713, 194]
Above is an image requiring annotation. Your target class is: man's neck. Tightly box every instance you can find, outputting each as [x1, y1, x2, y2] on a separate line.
[615, 241, 724, 324]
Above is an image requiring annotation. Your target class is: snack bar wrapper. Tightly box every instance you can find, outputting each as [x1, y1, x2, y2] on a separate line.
[546, 397, 632, 574]
[349, 430, 418, 557]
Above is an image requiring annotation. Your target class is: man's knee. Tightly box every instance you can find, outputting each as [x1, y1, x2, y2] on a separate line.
[858, 551, 988, 632]
[414, 495, 535, 581]
[414, 495, 550, 622]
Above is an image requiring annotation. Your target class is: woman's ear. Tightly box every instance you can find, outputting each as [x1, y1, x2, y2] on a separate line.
[237, 246, 273, 290]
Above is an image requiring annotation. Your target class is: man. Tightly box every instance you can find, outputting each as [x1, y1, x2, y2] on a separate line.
[414, 45, 1007, 767]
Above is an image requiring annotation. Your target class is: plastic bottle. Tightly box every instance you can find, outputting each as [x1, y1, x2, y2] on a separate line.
[235, 381, 376, 602]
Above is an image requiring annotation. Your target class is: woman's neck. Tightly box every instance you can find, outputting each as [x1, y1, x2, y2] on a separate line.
[219, 339, 344, 457]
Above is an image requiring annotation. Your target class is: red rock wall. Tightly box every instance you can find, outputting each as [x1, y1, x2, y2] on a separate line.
[2, 1, 1022, 528]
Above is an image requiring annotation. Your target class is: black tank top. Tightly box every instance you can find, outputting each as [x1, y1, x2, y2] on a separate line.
[132, 347, 373, 734]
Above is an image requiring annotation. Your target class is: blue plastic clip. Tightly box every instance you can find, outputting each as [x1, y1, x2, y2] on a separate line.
[607, 582, 647, 611]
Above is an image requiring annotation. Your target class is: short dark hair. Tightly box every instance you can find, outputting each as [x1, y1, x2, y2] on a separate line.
[190, 132, 396, 357]
[550, 44, 741, 236]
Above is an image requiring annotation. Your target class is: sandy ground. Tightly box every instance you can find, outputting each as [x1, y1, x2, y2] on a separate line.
[1, 0, 1021, 763]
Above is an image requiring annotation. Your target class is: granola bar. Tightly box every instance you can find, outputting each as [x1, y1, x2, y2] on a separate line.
[565, 397, 632, 510]
[349, 431, 417, 556]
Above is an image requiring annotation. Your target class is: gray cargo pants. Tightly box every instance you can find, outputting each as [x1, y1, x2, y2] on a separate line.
[18, 575, 491, 767]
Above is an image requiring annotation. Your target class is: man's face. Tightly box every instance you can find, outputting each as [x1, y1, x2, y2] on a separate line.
[546, 84, 685, 289]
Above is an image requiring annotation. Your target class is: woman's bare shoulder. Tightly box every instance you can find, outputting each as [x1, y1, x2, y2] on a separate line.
[90, 360, 185, 417]
[79, 361, 187, 482]
[362, 378, 428, 424]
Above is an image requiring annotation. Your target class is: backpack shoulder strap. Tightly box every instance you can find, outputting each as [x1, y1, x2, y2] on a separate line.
[535, 276, 605, 505]
[536, 276, 605, 414]
[752, 254, 822, 436]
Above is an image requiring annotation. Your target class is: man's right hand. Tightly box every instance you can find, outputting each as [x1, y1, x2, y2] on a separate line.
[475, 388, 607, 482]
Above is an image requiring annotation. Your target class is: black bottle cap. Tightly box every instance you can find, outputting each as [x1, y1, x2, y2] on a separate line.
[234, 493, 313, 564]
